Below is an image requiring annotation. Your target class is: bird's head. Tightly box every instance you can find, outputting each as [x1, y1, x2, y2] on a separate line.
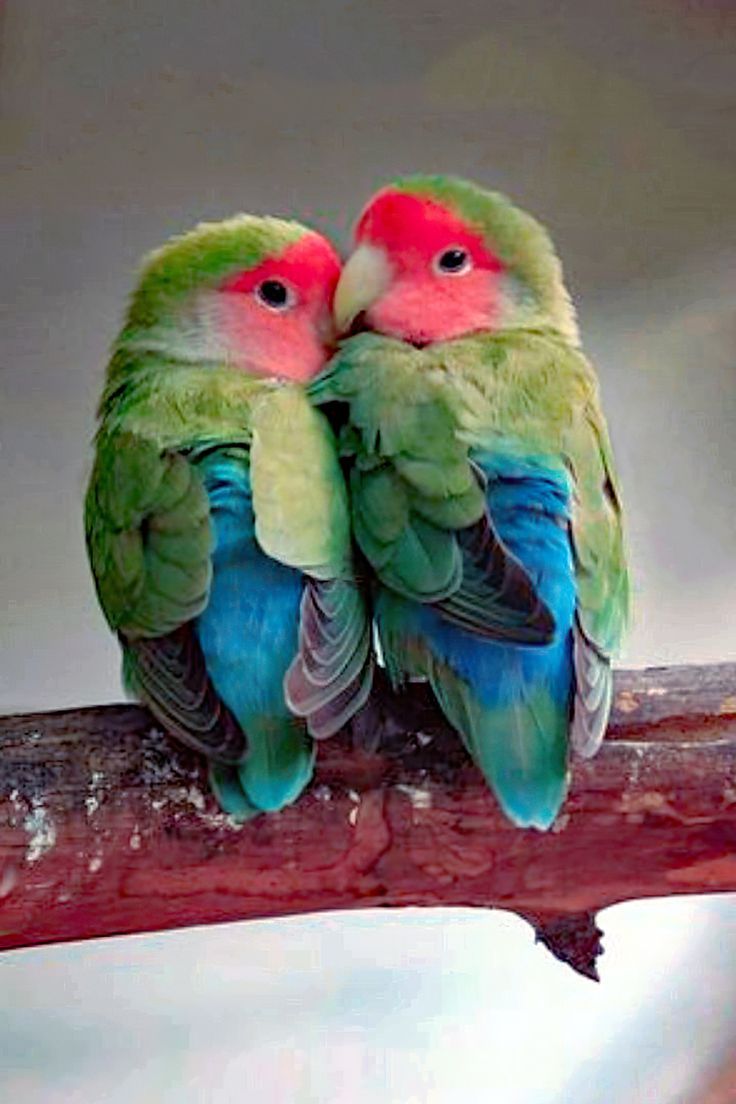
[334, 175, 578, 347]
[122, 215, 341, 382]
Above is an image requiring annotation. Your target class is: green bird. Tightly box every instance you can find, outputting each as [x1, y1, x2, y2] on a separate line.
[85, 215, 373, 818]
[314, 175, 630, 830]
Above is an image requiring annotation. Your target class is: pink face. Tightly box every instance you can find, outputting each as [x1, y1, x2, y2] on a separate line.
[355, 190, 504, 345]
[217, 232, 341, 382]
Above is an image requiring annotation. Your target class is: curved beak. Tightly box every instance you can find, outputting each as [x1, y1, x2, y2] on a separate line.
[333, 243, 392, 335]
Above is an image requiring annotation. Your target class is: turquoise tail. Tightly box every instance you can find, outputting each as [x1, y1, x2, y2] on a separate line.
[429, 658, 569, 830]
[209, 718, 315, 819]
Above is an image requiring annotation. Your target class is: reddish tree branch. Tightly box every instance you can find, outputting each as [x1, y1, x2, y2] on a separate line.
[1, 663, 735, 978]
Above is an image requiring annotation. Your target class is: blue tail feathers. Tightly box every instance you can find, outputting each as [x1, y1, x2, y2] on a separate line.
[378, 452, 577, 830]
[194, 450, 314, 815]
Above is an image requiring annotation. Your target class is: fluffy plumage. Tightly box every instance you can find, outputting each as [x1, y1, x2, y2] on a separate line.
[86, 215, 372, 816]
[319, 175, 629, 829]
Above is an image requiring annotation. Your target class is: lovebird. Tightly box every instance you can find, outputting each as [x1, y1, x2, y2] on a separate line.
[314, 175, 630, 830]
[85, 215, 373, 818]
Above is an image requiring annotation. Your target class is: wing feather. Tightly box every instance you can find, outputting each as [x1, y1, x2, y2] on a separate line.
[310, 334, 553, 642]
[85, 429, 248, 761]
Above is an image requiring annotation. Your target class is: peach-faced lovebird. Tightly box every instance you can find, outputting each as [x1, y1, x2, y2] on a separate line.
[85, 216, 373, 818]
[314, 175, 629, 829]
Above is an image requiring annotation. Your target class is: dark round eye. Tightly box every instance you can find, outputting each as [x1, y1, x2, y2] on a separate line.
[256, 279, 293, 310]
[434, 247, 471, 275]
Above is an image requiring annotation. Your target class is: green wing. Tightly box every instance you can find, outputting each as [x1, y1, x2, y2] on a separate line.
[310, 333, 554, 644]
[85, 429, 246, 761]
[249, 385, 374, 738]
[250, 386, 351, 579]
[566, 400, 631, 756]
[441, 330, 631, 756]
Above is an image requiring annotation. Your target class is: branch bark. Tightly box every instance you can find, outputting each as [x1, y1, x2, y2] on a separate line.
[1, 663, 735, 979]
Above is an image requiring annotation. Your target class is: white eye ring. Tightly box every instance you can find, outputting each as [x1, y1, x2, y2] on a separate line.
[433, 246, 473, 276]
[255, 279, 296, 312]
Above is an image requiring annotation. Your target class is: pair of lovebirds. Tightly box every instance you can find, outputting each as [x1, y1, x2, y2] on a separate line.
[86, 174, 630, 831]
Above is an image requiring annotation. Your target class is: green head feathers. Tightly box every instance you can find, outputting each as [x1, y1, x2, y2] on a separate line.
[126, 215, 307, 329]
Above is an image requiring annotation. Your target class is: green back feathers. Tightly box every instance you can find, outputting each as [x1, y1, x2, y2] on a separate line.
[392, 174, 579, 345]
[97, 365, 267, 455]
[431, 328, 631, 666]
[311, 334, 487, 601]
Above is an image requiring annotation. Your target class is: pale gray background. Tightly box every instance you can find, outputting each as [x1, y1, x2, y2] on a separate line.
[1, 2, 735, 1101]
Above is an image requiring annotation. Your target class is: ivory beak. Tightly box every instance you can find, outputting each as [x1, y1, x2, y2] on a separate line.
[333, 244, 392, 334]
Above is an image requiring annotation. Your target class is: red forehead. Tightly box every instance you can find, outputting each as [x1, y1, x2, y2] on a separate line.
[355, 189, 502, 271]
[221, 232, 341, 296]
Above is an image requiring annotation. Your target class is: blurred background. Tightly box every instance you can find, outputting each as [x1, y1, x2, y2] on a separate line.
[1, 1, 735, 1100]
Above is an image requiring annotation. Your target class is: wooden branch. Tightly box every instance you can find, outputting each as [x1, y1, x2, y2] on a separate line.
[1, 663, 735, 980]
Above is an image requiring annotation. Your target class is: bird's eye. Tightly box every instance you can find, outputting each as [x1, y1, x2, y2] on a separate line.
[256, 279, 294, 311]
[434, 247, 472, 275]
